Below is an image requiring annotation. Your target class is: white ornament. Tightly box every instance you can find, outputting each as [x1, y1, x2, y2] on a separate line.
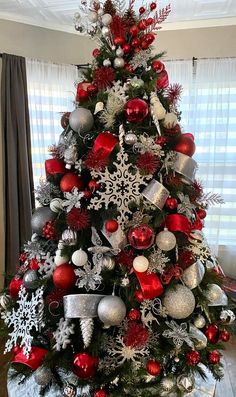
[3, 286, 44, 358]
[133, 256, 149, 272]
[102, 26, 110, 37]
[163, 320, 194, 349]
[88, 11, 98, 23]
[124, 133, 137, 145]
[156, 228, 176, 251]
[39, 252, 56, 278]
[55, 253, 69, 266]
[103, 59, 112, 67]
[94, 101, 105, 114]
[50, 198, 63, 213]
[162, 112, 178, 128]
[150, 92, 166, 120]
[62, 188, 84, 213]
[53, 318, 75, 351]
[0, 294, 11, 310]
[72, 249, 88, 267]
[114, 57, 125, 69]
[101, 13, 112, 26]
[116, 47, 124, 57]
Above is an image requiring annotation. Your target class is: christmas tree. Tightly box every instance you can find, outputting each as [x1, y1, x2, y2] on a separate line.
[1, 1, 235, 396]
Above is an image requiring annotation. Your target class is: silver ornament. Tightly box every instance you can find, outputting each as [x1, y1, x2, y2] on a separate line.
[205, 283, 228, 306]
[116, 46, 124, 57]
[97, 295, 126, 326]
[63, 383, 77, 397]
[64, 145, 78, 169]
[160, 376, 176, 395]
[31, 207, 55, 235]
[189, 325, 207, 350]
[182, 260, 205, 289]
[142, 180, 170, 211]
[80, 318, 94, 348]
[130, 77, 145, 89]
[102, 256, 115, 270]
[194, 314, 206, 329]
[156, 228, 176, 251]
[124, 133, 137, 145]
[177, 374, 195, 393]
[101, 26, 110, 37]
[0, 294, 11, 310]
[34, 366, 53, 386]
[101, 13, 112, 26]
[23, 270, 39, 290]
[121, 275, 130, 287]
[103, 59, 112, 67]
[163, 284, 196, 319]
[173, 152, 197, 183]
[88, 11, 98, 23]
[220, 309, 235, 324]
[61, 229, 77, 245]
[69, 108, 94, 134]
[114, 57, 125, 69]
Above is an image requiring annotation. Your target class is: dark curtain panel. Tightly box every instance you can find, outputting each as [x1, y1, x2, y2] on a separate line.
[1, 53, 34, 276]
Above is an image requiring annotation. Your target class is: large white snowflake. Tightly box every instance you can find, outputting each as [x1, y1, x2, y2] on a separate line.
[3, 286, 44, 357]
[39, 252, 56, 278]
[53, 318, 75, 351]
[88, 128, 152, 228]
[75, 261, 102, 291]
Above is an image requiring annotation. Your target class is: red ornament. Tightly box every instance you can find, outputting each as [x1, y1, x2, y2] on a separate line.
[124, 98, 149, 123]
[155, 136, 168, 147]
[136, 152, 160, 174]
[134, 270, 164, 299]
[152, 60, 165, 73]
[174, 133, 196, 157]
[219, 329, 230, 342]
[144, 33, 155, 45]
[45, 159, 66, 178]
[83, 190, 92, 200]
[192, 216, 203, 231]
[73, 352, 99, 379]
[134, 47, 140, 54]
[67, 208, 90, 231]
[150, 2, 157, 11]
[128, 224, 155, 249]
[105, 219, 119, 233]
[94, 390, 108, 397]
[53, 263, 76, 290]
[124, 322, 149, 348]
[60, 173, 84, 193]
[92, 48, 100, 58]
[131, 37, 140, 48]
[12, 346, 48, 370]
[122, 43, 131, 54]
[127, 308, 141, 321]
[94, 67, 115, 90]
[163, 124, 181, 137]
[87, 84, 98, 96]
[207, 350, 220, 365]
[156, 70, 169, 90]
[93, 131, 118, 160]
[124, 63, 135, 73]
[138, 19, 147, 30]
[178, 250, 196, 270]
[165, 197, 178, 210]
[186, 351, 201, 366]
[129, 25, 139, 37]
[139, 6, 146, 14]
[204, 324, 219, 344]
[88, 179, 100, 191]
[76, 87, 89, 102]
[146, 17, 154, 26]
[9, 277, 23, 299]
[146, 360, 161, 376]
[141, 40, 149, 50]
[197, 208, 207, 219]
[61, 112, 70, 129]
[42, 220, 57, 240]
[85, 150, 108, 171]
[114, 36, 125, 46]
[115, 248, 135, 268]
[135, 289, 145, 302]
[30, 258, 39, 270]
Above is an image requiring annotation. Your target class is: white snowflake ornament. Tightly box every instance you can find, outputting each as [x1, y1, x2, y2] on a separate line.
[53, 318, 75, 351]
[39, 252, 56, 278]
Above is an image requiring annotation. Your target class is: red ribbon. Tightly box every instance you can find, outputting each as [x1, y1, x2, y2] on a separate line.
[12, 346, 48, 370]
[93, 132, 118, 160]
[161, 265, 183, 285]
[45, 159, 66, 176]
[165, 214, 192, 235]
[134, 270, 164, 299]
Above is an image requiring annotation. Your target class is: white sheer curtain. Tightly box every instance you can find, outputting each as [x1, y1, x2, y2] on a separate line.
[26, 59, 78, 185]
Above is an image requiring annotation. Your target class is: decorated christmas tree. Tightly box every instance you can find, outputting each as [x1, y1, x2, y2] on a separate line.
[1, 1, 235, 396]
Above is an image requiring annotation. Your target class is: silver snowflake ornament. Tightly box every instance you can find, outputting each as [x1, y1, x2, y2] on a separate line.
[53, 318, 75, 351]
[130, 48, 152, 70]
[39, 252, 56, 278]
[163, 320, 194, 349]
[75, 261, 102, 291]
[62, 188, 84, 213]
[24, 240, 45, 260]
[133, 134, 164, 157]
[148, 248, 170, 274]
[177, 193, 195, 220]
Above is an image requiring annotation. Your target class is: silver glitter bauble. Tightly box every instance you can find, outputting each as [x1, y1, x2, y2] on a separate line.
[163, 284, 196, 319]
[160, 376, 176, 395]
[50, 198, 63, 213]
[31, 207, 55, 235]
[88, 10, 98, 23]
[124, 133, 137, 145]
[0, 294, 11, 310]
[34, 366, 53, 386]
[101, 13, 112, 26]
[194, 314, 206, 329]
[205, 283, 228, 306]
[62, 229, 77, 245]
[102, 256, 115, 270]
[97, 295, 126, 326]
[177, 374, 195, 393]
[103, 59, 112, 67]
[101, 26, 110, 37]
[156, 228, 176, 251]
[116, 46, 124, 57]
[189, 325, 207, 350]
[23, 270, 39, 290]
[182, 260, 205, 289]
[69, 108, 94, 134]
[114, 57, 125, 69]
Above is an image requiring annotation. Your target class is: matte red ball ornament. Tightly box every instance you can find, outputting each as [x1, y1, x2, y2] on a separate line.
[186, 351, 201, 366]
[165, 197, 178, 210]
[207, 350, 220, 365]
[129, 25, 139, 37]
[204, 324, 219, 344]
[61, 112, 70, 129]
[60, 173, 84, 192]
[197, 208, 207, 219]
[156, 70, 169, 90]
[138, 19, 147, 30]
[73, 352, 99, 379]
[76, 88, 89, 102]
[124, 98, 149, 123]
[127, 308, 141, 321]
[146, 17, 154, 26]
[150, 2, 157, 11]
[114, 36, 125, 46]
[146, 360, 161, 376]
[105, 219, 119, 233]
[139, 6, 146, 14]
[152, 60, 165, 73]
[219, 329, 230, 342]
[53, 264, 76, 290]
[174, 133, 196, 157]
[94, 391, 108, 397]
[122, 43, 131, 54]
[9, 277, 23, 299]
[93, 48, 100, 58]
[128, 224, 155, 250]
[135, 289, 144, 302]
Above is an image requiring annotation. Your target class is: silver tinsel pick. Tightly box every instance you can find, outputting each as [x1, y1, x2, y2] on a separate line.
[34, 179, 61, 206]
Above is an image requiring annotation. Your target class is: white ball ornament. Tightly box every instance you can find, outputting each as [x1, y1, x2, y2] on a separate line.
[116, 47, 124, 57]
[101, 13, 112, 26]
[162, 112, 178, 128]
[88, 11, 98, 23]
[97, 295, 126, 326]
[71, 249, 88, 267]
[124, 133, 137, 145]
[50, 198, 63, 213]
[102, 26, 110, 37]
[114, 57, 125, 69]
[133, 256, 149, 273]
[103, 59, 112, 67]
[156, 228, 176, 251]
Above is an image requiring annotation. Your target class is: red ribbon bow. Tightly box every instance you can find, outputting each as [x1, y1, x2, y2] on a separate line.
[134, 270, 164, 299]
[93, 132, 118, 160]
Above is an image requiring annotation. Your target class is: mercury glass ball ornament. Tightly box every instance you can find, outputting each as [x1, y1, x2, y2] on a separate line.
[156, 228, 176, 251]
[69, 108, 94, 134]
[88, 11, 98, 23]
[114, 57, 125, 69]
[124, 133, 137, 145]
[133, 256, 149, 273]
[50, 198, 63, 213]
[71, 249, 88, 267]
[101, 13, 112, 26]
[101, 26, 110, 37]
[23, 270, 39, 290]
[62, 229, 77, 246]
[34, 366, 53, 386]
[160, 376, 176, 396]
[103, 59, 112, 67]
[31, 207, 55, 235]
[116, 46, 124, 57]
[176, 374, 195, 393]
[97, 295, 126, 326]
[163, 284, 196, 319]
[102, 256, 115, 271]
[194, 314, 206, 329]
[0, 294, 11, 310]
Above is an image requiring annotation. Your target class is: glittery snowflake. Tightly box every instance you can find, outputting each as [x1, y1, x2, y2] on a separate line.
[62, 188, 84, 212]
[75, 261, 102, 291]
[177, 193, 195, 220]
[133, 135, 164, 157]
[162, 321, 194, 349]
[34, 179, 61, 206]
[53, 318, 75, 351]
[3, 286, 44, 357]
[88, 227, 120, 268]
[188, 238, 213, 263]
[88, 127, 152, 228]
[148, 248, 170, 274]
[24, 240, 45, 260]
[100, 81, 128, 128]
[160, 151, 177, 175]
[130, 48, 152, 70]
[38, 252, 56, 278]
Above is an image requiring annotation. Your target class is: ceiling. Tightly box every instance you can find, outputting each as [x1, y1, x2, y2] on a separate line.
[0, 0, 235, 32]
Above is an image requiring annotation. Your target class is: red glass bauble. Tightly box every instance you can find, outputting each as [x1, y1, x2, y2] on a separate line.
[122, 43, 131, 54]
[152, 60, 165, 73]
[141, 40, 149, 50]
[207, 350, 220, 365]
[60, 173, 84, 192]
[83, 190, 92, 199]
[87, 84, 98, 96]
[93, 48, 100, 58]
[53, 264, 76, 290]
[219, 329, 231, 342]
[204, 324, 219, 344]
[9, 277, 23, 299]
[127, 308, 141, 321]
[88, 179, 100, 191]
[128, 224, 155, 249]
[156, 70, 169, 90]
[61, 112, 70, 129]
[146, 359, 161, 376]
[138, 19, 147, 30]
[186, 351, 201, 366]
[131, 37, 140, 48]
[129, 25, 139, 37]
[114, 36, 125, 46]
[94, 390, 108, 397]
[105, 219, 119, 233]
[146, 17, 154, 26]
[73, 352, 99, 379]
[165, 197, 178, 210]
[174, 133, 196, 157]
[12, 346, 48, 370]
[197, 208, 207, 219]
[124, 63, 135, 73]
[144, 33, 155, 45]
[134, 289, 144, 302]
[134, 47, 140, 54]
[139, 6, 146, 14]
[76, 88, 89, 102]
[150, 2, 157, 11]
[124, 99, 149, 123]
